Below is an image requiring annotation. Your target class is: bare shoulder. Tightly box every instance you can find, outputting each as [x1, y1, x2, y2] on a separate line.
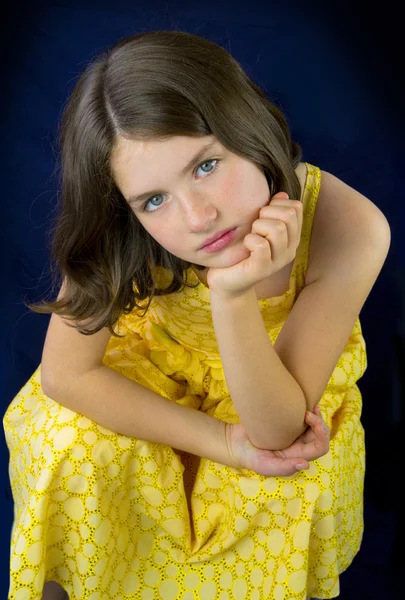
[305, 169, 391, 286]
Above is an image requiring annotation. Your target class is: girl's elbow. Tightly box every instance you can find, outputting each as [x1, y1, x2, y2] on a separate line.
[249, 414, 307, 451]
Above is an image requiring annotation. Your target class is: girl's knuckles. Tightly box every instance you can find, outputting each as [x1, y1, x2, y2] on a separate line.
[275, 222, 287, 232]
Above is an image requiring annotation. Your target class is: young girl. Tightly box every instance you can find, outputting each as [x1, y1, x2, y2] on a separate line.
[4, 30, 390, 600]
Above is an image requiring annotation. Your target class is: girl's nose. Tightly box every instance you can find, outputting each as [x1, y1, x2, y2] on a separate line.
[183, 197, 218, 233]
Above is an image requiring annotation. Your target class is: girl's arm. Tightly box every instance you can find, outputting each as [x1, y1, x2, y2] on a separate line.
[40, 295, 228, 465]
[210, 175, 391, 451]
[42, 363, 229, 465]
[210, 287, 307, 451]
[40, 299, 328, 474]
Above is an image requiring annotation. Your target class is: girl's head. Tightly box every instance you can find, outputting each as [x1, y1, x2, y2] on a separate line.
[112, 134, 277, 274]
[30, 29, 302, 335]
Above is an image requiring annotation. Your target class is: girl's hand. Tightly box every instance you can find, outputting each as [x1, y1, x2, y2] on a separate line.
[207, 192, 303, 299]
[224, 405, 330, 477]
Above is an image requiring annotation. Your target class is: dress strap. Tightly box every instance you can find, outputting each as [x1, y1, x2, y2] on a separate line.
[291, 162, 322, 294]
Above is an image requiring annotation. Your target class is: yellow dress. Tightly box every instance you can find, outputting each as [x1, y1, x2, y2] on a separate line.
[4, 163, 367, 600]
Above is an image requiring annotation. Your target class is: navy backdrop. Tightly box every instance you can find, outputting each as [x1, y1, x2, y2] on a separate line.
[2, 1, 404, 597]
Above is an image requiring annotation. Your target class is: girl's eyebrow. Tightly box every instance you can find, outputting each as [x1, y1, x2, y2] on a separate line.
[127, 139, 219, 206]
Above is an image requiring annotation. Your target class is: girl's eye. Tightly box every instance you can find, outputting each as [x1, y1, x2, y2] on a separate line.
[196, 159, 218, 177]
[142, 159, 219, 212]
[143, 194, 165, 212]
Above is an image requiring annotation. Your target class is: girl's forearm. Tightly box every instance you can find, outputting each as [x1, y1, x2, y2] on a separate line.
[42, 364, 230, 465]
[210, 287, 306, 449]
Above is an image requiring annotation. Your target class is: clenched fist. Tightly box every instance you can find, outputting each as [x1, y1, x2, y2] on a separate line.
[207, 192, 303, 299]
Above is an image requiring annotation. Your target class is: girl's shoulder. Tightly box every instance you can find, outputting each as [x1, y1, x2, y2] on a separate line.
[304, 166, 390, 285]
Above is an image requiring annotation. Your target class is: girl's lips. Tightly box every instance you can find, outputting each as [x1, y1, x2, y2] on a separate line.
[200, 228, 237, 252]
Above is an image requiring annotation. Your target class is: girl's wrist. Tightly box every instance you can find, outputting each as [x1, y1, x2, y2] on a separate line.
[209, 286, 256, 308]
[196, 415, 240, 470]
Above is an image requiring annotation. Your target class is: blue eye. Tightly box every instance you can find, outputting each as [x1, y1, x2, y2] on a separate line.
[196, 160, 217, 176]
[143, 194, 165, 212]
[142, 159, 219, 212]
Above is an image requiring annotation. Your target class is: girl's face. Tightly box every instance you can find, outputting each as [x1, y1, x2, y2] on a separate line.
[111, 135, 271, 271]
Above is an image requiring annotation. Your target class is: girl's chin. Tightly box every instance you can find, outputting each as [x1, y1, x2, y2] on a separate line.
[194, 246, 250, 270]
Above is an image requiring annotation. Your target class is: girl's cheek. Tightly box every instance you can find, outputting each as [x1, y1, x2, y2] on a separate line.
[219, 173, 243, 204]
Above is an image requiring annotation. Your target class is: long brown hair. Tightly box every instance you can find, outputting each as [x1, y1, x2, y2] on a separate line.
[27, 29, 302, 336]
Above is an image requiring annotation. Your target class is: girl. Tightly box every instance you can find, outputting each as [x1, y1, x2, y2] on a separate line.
[4, 30, 390, 600]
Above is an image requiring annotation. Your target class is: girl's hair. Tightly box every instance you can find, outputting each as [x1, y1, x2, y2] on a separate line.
[27, 29, 302, 337]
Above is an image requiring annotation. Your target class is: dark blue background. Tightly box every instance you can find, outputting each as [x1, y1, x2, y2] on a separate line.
[2, 1, 404, 597]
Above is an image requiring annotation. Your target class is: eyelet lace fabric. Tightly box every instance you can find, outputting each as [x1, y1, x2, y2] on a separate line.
[4, 164, 367, 599]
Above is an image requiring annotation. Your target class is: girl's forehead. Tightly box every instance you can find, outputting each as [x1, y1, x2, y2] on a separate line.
[111, 136, 223, 176]
[110, 134, 224, 199]
[112, 134, 220, 162]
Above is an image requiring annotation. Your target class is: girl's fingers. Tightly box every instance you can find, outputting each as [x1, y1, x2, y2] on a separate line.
[252, 218, 288, 240]
[263, 457, 309, 476]
[305, 408, 330, 441]
[306, 406, 325, 427]
[271, 192, 289, 201]
[254, 454, 309, 477]
[243, 234, 273, 277]
[243, 233, 270, 254]
[305, 410, 316, 425]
